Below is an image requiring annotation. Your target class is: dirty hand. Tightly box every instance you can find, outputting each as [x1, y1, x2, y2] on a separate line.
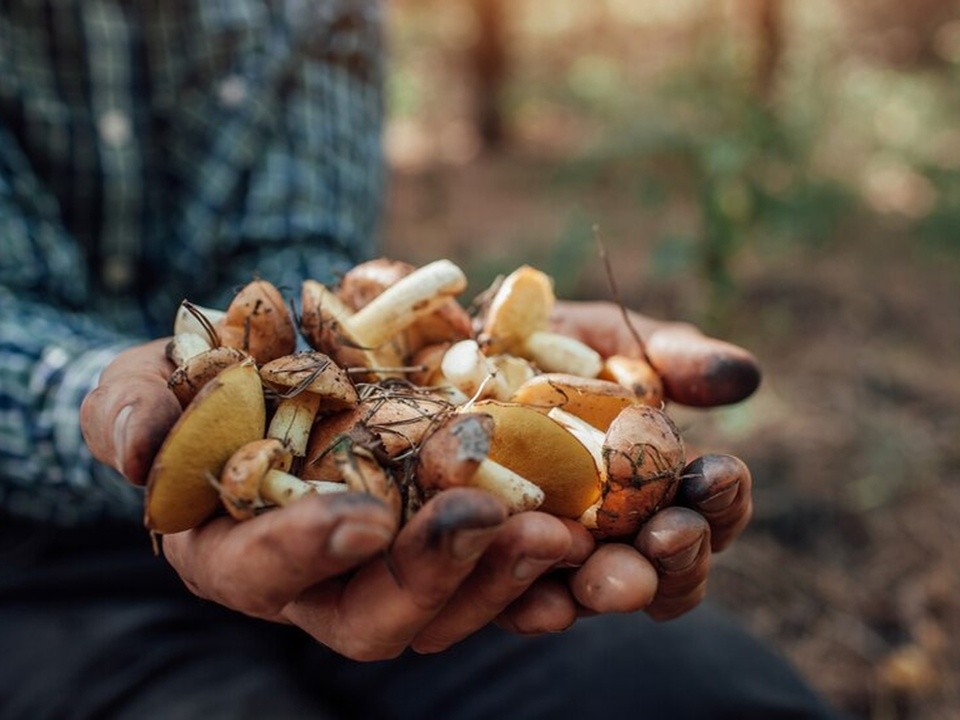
[79, 341, 584, 659]
[493, 301, 759, 630]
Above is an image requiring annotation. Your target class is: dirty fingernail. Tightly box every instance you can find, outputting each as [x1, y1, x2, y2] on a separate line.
[659, 536, 705, 573]
[698, 483, 739, 513]
[328, 522, 394, 561]
[450, 528, 499, 562]
[113, 405, 134, 477]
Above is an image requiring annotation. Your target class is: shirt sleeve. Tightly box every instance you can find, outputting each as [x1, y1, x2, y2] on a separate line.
[0, 127, 143, 524]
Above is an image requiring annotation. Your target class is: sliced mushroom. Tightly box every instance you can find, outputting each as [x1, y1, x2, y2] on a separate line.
[478, 266, 602, 377]
[145, 360, 266, 533]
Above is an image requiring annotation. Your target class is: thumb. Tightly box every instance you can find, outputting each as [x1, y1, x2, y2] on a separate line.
[80, 339, 181, 484]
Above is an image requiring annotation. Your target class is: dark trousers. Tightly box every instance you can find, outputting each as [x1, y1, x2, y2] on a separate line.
[0, 515, 841, 720]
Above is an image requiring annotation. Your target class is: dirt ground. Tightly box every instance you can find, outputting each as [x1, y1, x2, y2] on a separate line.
[383, 150, 960, 720]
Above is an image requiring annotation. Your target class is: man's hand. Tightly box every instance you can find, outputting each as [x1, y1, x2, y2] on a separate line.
[492, 300, 758, 628]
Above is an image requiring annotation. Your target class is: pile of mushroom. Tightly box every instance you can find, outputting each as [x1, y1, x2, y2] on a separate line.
[145, 259, 684, 542]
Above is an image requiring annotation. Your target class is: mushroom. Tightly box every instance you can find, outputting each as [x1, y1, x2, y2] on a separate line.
[463, 401, 603, 518]
[598, 355, 664, 407]
[167, 345, 250, 408]
[337, 257, 473, 351]
[171, 282, 296, 366]
[548, 405, 685, 539]
[145, 360, 266, 533]
[417, 413, 544, 513]
[509, 373, 640, 430]
[300, 259, 468, 380]
[218, 438, 347, 521]
[329, 442, 403, 522]
[440, 340, 537, 402]
[477, 266, 602, 377]
[259, 352, 359, 465]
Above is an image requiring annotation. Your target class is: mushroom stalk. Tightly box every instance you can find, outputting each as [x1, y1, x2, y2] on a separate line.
[260, 469, 346, 505]
[470, 460, 544, 513]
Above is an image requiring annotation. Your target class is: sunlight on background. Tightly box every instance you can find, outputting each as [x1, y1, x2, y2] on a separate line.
[385, 2, 960, 718]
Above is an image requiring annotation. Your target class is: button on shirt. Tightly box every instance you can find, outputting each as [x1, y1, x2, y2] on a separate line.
[0, 0, 384, 525]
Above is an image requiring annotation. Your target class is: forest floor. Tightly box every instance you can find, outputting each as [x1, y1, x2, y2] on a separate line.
[384, 147, 960, 720]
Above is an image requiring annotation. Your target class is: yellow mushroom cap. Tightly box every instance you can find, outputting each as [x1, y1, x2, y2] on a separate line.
[480, 266, 554, 355]
[465, 400, 601, 518]
[510, 373, 639, 431]
[145, 360, 266, 533]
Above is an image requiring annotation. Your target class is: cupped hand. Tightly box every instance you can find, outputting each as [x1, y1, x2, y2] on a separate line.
[493, 301, 759, 630]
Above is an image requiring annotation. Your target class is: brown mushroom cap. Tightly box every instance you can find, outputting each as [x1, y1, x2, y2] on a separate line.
[417, 413, 494, 492]
[259, 351, 358, 410]
[594, 405, 685, 539]
[220, 279, 296, 365]
[510, 373, 639, 430]
[219, 438, 292, 521]
[167, 346, 249, 408]
[145, 360, 266, 533]
[466, 401, 601, 518]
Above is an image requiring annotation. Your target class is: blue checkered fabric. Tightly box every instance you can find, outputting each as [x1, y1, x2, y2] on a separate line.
[0, 0, 384, 525]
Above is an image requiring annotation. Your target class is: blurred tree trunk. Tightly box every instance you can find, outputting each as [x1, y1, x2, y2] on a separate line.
[471, 0, 508, 150]
[748, 0, 783, 103]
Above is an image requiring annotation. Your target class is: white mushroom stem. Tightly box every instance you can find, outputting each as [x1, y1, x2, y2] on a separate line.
[347, 260, 467, 348]
[441, 340, 537, 402]
[260, 469, 346, 506]
[471, 459, 545, 513]
[548, 407, 607, 531]
[168, 332, 212, 366]
[267, 393, 323, 462]
[523, 331, 602, 378]
[174, 303, 226, 339]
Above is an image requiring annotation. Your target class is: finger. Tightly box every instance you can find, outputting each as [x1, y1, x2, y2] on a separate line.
[569, 543, 659, 614]
[634, 507, 711, 621]
[644, 325, 761, 407]
[496, 576, 579, 635]
[80, 339, 181, 484]
[677, 454, 753, 552]
[411, 512, 572, 653]
[284, 488, 507, 661]
[162, 492, 398, 618]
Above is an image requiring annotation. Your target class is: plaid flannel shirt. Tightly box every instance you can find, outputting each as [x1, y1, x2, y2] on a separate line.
[0, 0, 384, 525]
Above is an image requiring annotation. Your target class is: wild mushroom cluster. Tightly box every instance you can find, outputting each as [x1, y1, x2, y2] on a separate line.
[145, 259, 685, 544]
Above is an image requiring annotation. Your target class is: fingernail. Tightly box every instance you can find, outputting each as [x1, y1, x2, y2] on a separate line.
[699, 483, 739, 512]
[328, 522, 394, 561]
[450, 528, 498, 562]
[659, 536, 704, 573]
[513, 556, 556, 582]
[113, 405, 133, 476]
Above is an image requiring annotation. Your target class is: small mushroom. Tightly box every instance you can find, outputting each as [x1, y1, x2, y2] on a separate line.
[598, 355, 664, 407]
[440, 339, 537, 402]
[300, 260, 468, 379]
[463, 401, 603, 518]
[418, 413, 544, 513]
[219, 279, 297, 365]
[330, 442, 403, 522]
[259, 352, 359, 464]
[478, 266, 602, 377]
[510, 373, 640, 430]
[167, 345, 250, 408]
[337, 257, 473, 352]
[218, 438, 347, 521]
[145, 360, 266, 533]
